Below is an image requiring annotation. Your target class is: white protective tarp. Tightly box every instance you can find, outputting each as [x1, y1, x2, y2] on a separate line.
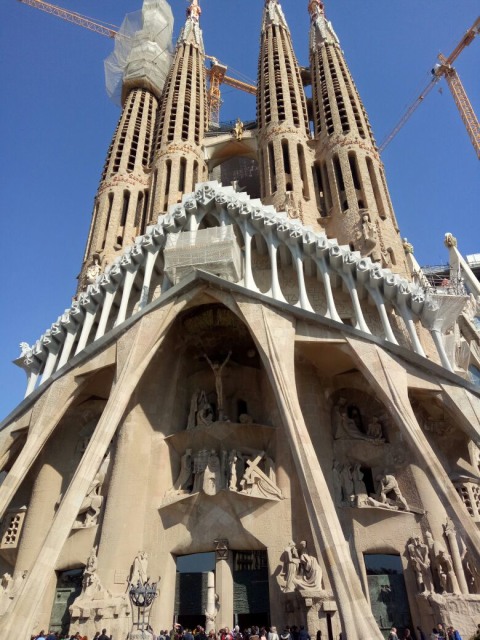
[104, 0, 174, 105]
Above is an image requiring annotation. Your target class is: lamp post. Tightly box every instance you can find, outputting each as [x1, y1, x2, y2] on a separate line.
[128, 580, 158, 639]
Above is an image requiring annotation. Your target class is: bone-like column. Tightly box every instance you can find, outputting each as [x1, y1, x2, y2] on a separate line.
[0, 375, 83, 520]
[97, 407, 151, 587]
[0, 298, 185, 638]
[345, 336, 480, 566]
[235, 300, 384, 640]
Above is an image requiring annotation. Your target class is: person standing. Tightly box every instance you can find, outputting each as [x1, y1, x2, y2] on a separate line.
[388, 628, 399, 640]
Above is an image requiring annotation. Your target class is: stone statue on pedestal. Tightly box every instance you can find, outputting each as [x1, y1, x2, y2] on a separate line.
[407, 536, 434, 593]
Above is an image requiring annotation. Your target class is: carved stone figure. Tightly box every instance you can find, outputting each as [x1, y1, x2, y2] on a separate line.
[19, 342, 30, 357]
[340, 464, 354, 505]
[352, 464, 368, 507]
[204, 351, 231, 421]
[74, 470, 104, 528]
[130, 551, 149, 586]
[366, 416, 384, 440]
[332, 462, 343, 506]
[228, 450, 238, 491]
[295, 541, 324, 591]
[172, 449, 193, 493]
[281, 541, 300, 593]
[332, 398, 371, 441]
[402, 238, 414, 254]
[407, 536, 434, 593]
[462, 547, 480, 594]
[193, 449, 210, 492]
[375, 474, 408, 510]
[0, 570, 28, 616]
[234, 118, 244, 141]
[239, 453, 282, 500]
[359, 213, 380, 262]
[435, 549, 459, 594]
[70, 547, 130, 622]
[86, 257, 102, 284]
[203, 450, 222, 496]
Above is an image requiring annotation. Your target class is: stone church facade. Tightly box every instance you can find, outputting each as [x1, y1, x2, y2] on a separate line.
[0, 1, 479, 638]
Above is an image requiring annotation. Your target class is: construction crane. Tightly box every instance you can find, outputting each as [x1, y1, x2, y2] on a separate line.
[17, 0, 119, 38]
[17, 0, 257, 127]
[379, 16, 480, 159]
[205, 55, 257, 128]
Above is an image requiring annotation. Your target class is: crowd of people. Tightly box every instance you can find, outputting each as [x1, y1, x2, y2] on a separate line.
[30, 623, 311, 640]
[388, 623, 467, 640]
[30, 621, 480, 640]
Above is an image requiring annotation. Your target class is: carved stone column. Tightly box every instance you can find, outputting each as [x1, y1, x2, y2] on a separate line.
[444, 519, 469, 595]
[214, 538, 233, 630]
[205, 570, 217, 633]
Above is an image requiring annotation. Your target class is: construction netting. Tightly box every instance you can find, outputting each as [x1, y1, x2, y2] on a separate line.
[164, 226, 243, 285]
[105, 0, 174, 105]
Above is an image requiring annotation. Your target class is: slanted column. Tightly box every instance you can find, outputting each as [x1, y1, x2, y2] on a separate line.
[236, 300, 384, 640]
[214, 539, 233, 631]
[97, 408, 150, 591]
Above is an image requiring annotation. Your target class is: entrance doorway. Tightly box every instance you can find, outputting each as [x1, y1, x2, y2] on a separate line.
[175, 552, 215, 628]
[364, 554, 412, 639]
[233, 551, 269, 630]
[48, 568, 83, 634]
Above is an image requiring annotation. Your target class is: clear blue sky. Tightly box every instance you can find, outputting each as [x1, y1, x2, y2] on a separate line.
[0, 0, 478, 419]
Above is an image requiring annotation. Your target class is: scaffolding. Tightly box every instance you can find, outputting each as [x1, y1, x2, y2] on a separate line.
[164, 226, 242, 285]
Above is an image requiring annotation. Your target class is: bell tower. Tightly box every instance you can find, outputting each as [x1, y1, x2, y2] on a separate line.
[257, 0, 317, 227]
[150, 0, 209, 215]
[309, 0, 409, 275]
[78, 0, 173, 291]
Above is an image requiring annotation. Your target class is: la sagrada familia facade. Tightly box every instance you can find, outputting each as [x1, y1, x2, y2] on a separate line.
[1, 1, 479, 638]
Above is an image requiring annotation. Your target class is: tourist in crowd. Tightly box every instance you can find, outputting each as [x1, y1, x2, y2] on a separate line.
[280, 628, 291, 640]
[298, 626, 310, 640]
[268, 626, 279, 640]
[388, 627, 399, 640]
[431, 628, 440, 640]
[403, 629, 412, 640]
[447, 626, 462, 640]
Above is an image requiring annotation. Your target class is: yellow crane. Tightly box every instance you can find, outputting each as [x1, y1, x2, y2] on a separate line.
[17, 0, 257, 128]
[379, 16, 480, 159]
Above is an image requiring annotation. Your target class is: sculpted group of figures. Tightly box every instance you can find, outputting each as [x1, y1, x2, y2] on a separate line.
[167, 448, 282, 502]
[280, 540, 324, 593]
[333, 464, 410, 512]
[407, 520, 480, 596]
[332, 397, 386, 443]
[69, 548, 155, 621]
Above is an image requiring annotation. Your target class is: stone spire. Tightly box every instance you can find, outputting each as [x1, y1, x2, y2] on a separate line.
[257, 0, 317, 227]
[78, 0, 173, 292]
[309, 1, 409, 275]
[149, 0, 209, 215]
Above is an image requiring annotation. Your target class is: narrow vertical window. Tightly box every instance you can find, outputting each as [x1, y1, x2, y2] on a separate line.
[179, 157, 187, 194]
[298, 144, 309, 199]
[121, 191, 130, 227]
[102, 192, 114, 250]
[366, 157, 386, 219]
[268, 142, 276, 193]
